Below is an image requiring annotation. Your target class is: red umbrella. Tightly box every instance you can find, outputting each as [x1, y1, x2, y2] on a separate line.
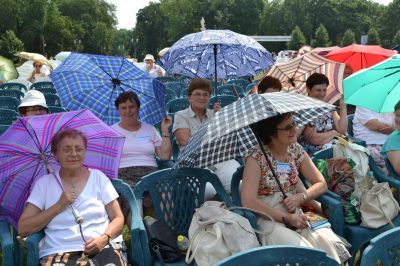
[324, 44, 397, 73]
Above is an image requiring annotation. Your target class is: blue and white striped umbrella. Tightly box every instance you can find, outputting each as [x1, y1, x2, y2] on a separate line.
[160, 30, 274, 80]
[50, 53, 166, 125]
[174, 92, 334, 169]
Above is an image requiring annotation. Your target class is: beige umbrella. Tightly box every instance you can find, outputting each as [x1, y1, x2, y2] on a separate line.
[158, 47, 170, 57]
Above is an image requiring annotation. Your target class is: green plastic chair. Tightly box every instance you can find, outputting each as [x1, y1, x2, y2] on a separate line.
[29, 82, 54, 91]
[48, 106, 66, 113]
[208, 95, 238, 109]
[216, 84, 243, 98]
[312, 147, 400, 264]
[0, 124, 9, 135]
[165, 82, 186, 98]
[24, 179, 146, 266]
[33, 87, 57, 95]
[0, 109, 19, 125]
[0, 96, 20, 111]
[0, 220, 15, 266]
[0, 83, 28, 94]
[215, 245, 339, 266]
[360, 227, 400, 266]
[0, 90, 24, 100]
[166, 87, 179, 103]
[166, 98, 189, 114]
[226, 79, 250, 91]
[134, 168, 234, 266]
[244, 82, 257, 95]
[43, 93, 61, 107]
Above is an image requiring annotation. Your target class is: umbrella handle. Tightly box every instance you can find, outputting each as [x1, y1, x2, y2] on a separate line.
[70, 205, 84, 224]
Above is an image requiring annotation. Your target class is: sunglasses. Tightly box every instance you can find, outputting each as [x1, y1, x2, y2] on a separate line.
[277, 121, 297, 131]
[34, 64, 42, 67]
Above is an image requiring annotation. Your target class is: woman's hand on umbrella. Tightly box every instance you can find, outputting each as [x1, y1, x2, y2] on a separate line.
[57, 191, 75, 210]
[213, 102, 221, 113]
[84, 236, 108, 255]
[284, 213, 308, 229]
[161, 115, 172, 133]
[282, 193, 303, 213]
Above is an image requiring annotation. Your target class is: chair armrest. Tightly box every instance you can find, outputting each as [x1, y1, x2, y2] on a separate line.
[370, 157, 400, 189]
[316, 194, 345, 237]
[0, 221, 14, 265]
[25, 231, 44, 266]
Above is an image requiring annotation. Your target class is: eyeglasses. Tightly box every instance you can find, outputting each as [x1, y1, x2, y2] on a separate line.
[34, 64, 42, 68]
[26, 107, 47, 113]
[61, 147, 86, 155]
[276, 121, 297, 131]
[191, 92, 210, 98]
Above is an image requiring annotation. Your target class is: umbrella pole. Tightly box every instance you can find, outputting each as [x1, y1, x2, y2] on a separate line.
[214, 44, 218, 98]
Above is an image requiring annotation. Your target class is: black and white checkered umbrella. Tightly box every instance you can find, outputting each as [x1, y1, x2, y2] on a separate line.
[174, 92, 334, 169]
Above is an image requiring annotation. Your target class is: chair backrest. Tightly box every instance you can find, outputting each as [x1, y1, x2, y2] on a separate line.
[231, 166, 244, 206]
[43, 93, 61, 107]
[0, 124, 9, 135]
[48, 106, 66, 114]
[165, 87, 178, 103]
[0, 108, 19, 125]
[0, 82, 28, 94]
[0, 220, 16, 266]
[178, 75, 192, 86]
[134, 168, 232, 236]
[361, 227, 400, 266]
[215, 245, 339, 266]
[34, 86, 57, 95]
[29, 81, 54, 91]
[0, 90, 24, 101]
[165, 82, 186, 97]
[0, 96, 20, 111]
[24, 179, 146, 266]
[155, 76, 177, 84]
[167, 98, 190, 114]
[348, 114, 354, 137]
[216, 84, 242, 98]
[226, 79, 250, 91]
[244, 82, 257, 95]
[385, 157, 398, 178]
[208, 95, 238, 109]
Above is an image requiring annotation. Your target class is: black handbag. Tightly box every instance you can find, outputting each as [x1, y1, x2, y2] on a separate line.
[143, 216, 182, 265]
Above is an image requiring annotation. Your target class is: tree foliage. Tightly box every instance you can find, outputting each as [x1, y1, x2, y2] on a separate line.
[288, 26, 306, 50]
[0, 30, 24, 59]
[341, 29, 356, 46]
[393, 30, 400, 46]
[311, 24, 330, 47]
[367, 27, 381, 45]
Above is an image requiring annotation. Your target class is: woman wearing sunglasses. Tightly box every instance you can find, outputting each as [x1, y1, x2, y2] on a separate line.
[241, 112, 349, 264]
[28, 61, 48, 83]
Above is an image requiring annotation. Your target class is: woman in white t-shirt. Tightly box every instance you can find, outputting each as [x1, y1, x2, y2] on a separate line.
[112, 91, 172, 188]
[18, 129, 125, 265]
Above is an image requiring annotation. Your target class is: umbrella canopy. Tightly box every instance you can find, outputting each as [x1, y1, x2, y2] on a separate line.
[311, 46, 340, 56]
[16, 52, 48, 63]
[174, 92, 333, 169]
[325, 44, 397, 73]
[159, 30, 274, 82]
[50, 52, 166, 125]
[344, 54, 400, 113]
[0, 56, 18, 81]
[0, 109, 125, 228]
[54, 51, 72, 62]
[265, 53, 346, 104]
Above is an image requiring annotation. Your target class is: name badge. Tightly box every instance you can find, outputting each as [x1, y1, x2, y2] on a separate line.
[276, 162, 291, 174]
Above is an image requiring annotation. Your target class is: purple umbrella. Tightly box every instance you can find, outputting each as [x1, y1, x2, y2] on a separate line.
[0, 109, 125, 228]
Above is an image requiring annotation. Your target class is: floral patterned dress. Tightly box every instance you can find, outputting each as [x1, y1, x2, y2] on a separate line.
[298, 111, 335, 155]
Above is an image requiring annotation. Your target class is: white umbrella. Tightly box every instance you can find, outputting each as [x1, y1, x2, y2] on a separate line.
[54, 51, 72, 62]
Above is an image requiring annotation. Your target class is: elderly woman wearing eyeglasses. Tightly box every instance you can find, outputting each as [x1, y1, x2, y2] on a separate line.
[241, 112, 349, 264]
[18, 90, 49, 117]
[18, 128, 125, 266]
[28, 61, 48, 83]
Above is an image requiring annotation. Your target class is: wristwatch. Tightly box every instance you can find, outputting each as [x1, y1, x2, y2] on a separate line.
[302, 192, 308, 202]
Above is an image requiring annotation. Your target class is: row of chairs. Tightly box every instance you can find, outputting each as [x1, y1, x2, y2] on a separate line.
[0, 82, 57, 95]
[4, 161, 399, 266]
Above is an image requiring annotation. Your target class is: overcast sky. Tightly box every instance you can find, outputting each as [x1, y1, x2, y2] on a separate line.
[107, 0, 393, 30]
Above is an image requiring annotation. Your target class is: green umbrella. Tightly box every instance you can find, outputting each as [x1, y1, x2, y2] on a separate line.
[344, 54, 400, 113]
[0, 56, 18, 82]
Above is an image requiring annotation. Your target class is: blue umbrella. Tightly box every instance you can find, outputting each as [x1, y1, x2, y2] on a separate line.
[50, 53, 166, 125]
[159, 30, 274, 89]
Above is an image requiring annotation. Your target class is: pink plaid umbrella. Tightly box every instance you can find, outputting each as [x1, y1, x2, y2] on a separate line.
[265, 53, 345, 104]
[0, 109, 124, 228]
